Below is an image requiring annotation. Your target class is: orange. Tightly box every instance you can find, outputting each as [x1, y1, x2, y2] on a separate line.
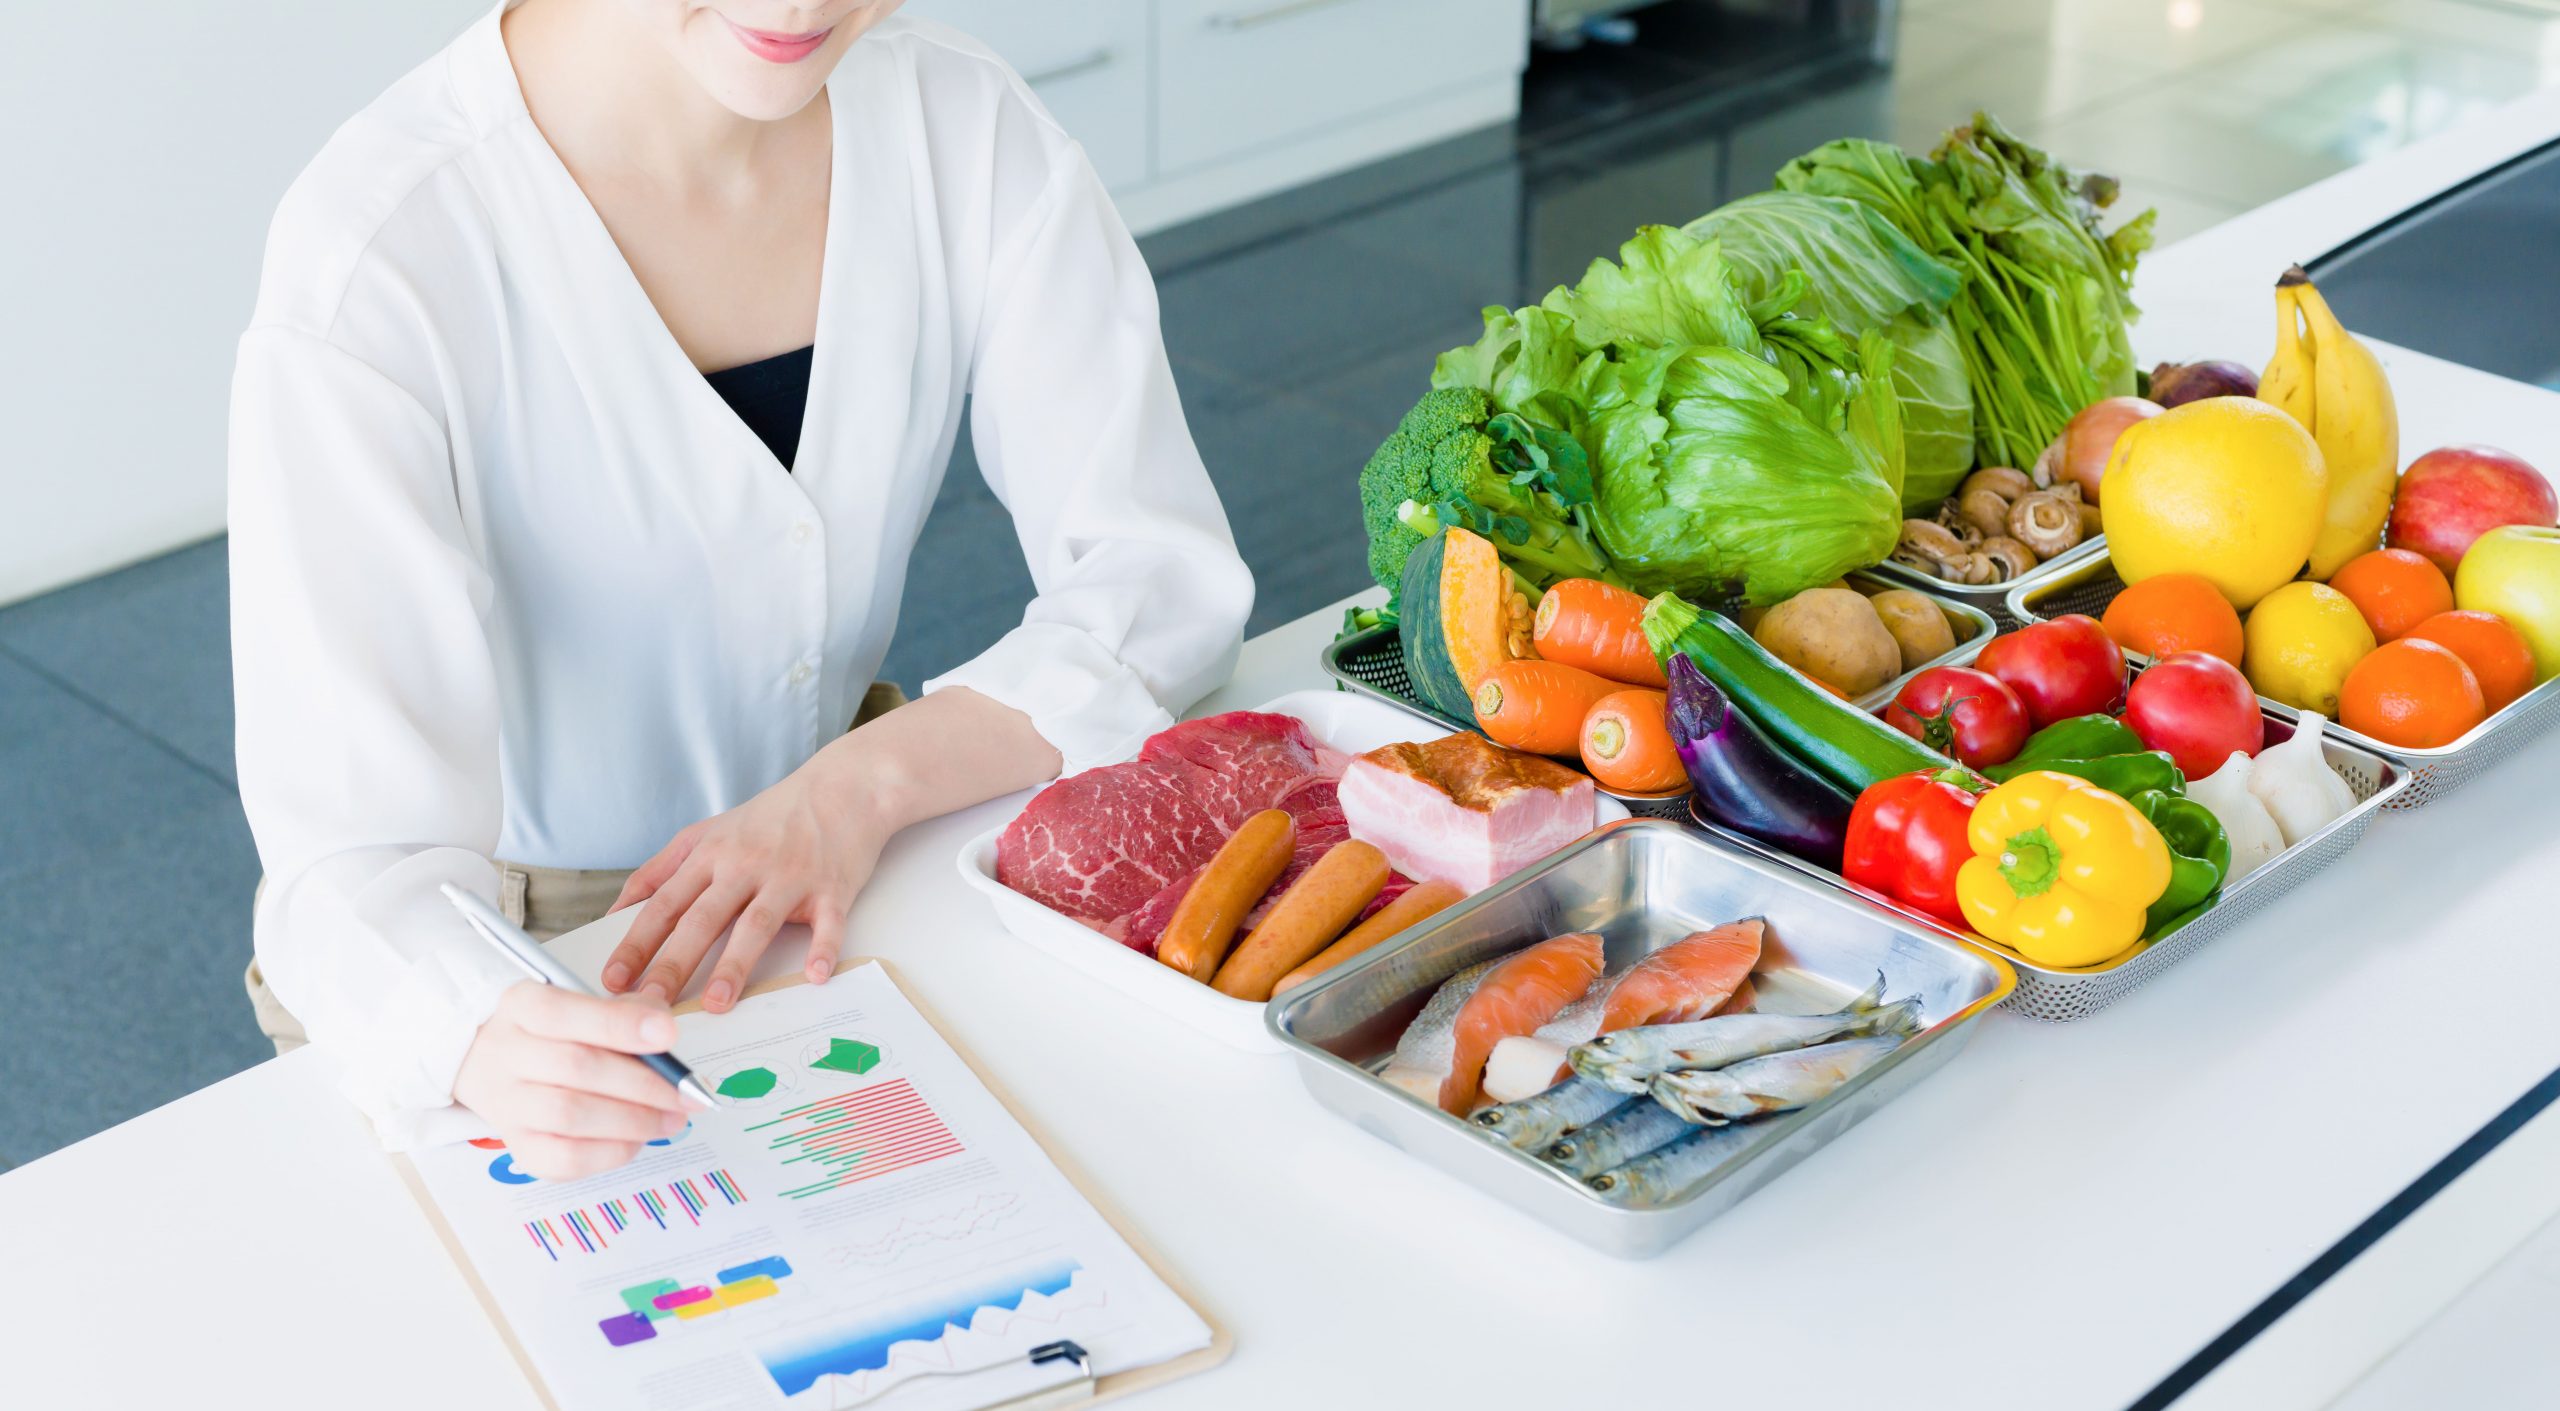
[2327, 548, 2454, 643]
[2339, 639, 2487, 748]
[2403, 609, 2537, 713]
[2101, 572, 2245, 666]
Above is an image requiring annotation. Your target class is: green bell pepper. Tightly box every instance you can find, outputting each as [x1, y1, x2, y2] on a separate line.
[2002, 714, 2146, 768]
[1988, 747, 2186, 797]
[2129, 789, 2230, 937]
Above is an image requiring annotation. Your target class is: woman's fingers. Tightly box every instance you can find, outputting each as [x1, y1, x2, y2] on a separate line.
[701, 890, 797, 1013]
[508, 1132, 648, 1183]
[805, 895, 847, 983]
[517, 1084, 692, 1143]
[605, 859, 716, 993]
[519, 1038, 692, 1117]
[637, 878, 754, 1003]
[514, 985, 678, 1057]
[613, 821, 705, 912]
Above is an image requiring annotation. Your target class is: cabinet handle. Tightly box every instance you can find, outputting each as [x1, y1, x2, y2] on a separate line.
[1022, 47, 1116, 86]
[1206, 0, 1360, 33]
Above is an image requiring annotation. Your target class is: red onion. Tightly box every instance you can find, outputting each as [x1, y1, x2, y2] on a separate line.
[2149, 359, 2260, 408]
[2035, 396, 2163, 505]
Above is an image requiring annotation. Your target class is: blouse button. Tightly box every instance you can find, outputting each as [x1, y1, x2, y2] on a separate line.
[789, 662, 814, 685]
[791, 522, 815, 545]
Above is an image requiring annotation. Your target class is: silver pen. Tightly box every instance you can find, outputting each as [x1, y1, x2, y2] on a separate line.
[439, 881, 719, 1109]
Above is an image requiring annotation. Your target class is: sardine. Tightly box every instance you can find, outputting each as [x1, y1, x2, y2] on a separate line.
[1648, 1034, 1904, 1125]
[1567, 975, 1916, 1095]
[1587, 1122, 1769, 1204]
[1541, 1099, 1693, 1180]
[1472, 1074, 1628, 1151]
[1386, 958, 1499, 1077]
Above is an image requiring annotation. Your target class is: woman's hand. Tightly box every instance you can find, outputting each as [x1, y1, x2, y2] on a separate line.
[604, 688, 1063, 1012]
[453, 984, 697, 1181]
[602, 745, 893, 1012]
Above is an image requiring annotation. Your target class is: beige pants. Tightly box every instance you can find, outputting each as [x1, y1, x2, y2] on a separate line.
[245, 681, 908, 1054]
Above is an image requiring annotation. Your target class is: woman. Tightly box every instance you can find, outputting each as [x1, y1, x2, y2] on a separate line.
[230, 0, 1251, 1180]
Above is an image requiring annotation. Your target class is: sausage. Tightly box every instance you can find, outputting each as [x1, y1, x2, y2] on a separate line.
[1154, 810, 1296, 983]
[1210, 840, 1391, 1002]
[1272, 880, 1465, 995]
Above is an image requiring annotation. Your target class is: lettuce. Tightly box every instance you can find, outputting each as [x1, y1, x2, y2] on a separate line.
[1685, 192, 1973, 511]
[1434, 226, 1906, 605]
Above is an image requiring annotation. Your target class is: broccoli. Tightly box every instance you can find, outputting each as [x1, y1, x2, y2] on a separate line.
[1356, 386, 1619, 593]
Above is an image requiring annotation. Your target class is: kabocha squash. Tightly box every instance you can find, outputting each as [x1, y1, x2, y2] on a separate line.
[1400, 526, 1535, 720]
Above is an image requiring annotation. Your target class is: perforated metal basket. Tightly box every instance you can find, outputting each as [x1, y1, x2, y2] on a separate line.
[1683, 639, 2407, 1021]
[1320, 575, 1992, 822]
[1863, 535, 2111, 630]
[2008, 553, 2560, 810]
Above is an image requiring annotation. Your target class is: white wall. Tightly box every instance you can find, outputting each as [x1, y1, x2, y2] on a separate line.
[0, 1, 489, 605]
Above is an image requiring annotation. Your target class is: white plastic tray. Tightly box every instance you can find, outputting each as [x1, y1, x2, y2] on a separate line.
[956, 688, 1631, 1051]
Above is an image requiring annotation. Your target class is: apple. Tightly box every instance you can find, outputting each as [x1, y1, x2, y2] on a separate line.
[2386, 445, 2559, 578]
[2454, 525, 2560, 683]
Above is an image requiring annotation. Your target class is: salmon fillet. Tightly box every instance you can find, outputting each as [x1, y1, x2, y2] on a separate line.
[1440, 932, 1606, 1115]
[1598, 919, 1764, 1034]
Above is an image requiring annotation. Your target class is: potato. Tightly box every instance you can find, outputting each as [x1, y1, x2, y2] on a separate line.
[1870, 589, 1958, 670]
[1754, 588, 1901, 696]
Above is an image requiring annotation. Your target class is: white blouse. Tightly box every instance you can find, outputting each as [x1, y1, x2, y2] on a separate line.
[229, 7, 1252, 1147]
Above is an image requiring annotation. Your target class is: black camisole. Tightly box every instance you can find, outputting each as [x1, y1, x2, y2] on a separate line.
[703, 344, 815, 469]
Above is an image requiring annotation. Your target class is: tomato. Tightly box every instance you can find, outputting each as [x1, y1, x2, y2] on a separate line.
[1882, 666, 2030, 768]
[2124, 651, 2264, 779]
[1973, 615, 2128, 728]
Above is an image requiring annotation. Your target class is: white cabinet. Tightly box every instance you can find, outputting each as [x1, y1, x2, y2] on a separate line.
[909, 0, 1152, 190]
[912, 0, 1528, 234]
[1154, 0, 1528, 175]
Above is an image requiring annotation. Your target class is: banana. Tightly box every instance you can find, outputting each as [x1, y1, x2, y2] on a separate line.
[2260, 266, 2398, 580]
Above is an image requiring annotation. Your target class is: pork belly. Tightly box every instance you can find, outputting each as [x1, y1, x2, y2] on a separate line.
[1337, 734, 1597, 895]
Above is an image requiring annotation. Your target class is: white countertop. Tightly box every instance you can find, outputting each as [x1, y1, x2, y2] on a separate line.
[10, 87, 2560, 1411]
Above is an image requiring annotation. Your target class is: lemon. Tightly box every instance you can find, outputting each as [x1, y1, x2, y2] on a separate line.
[2103, 397, 2328, 610]
[2244, 582, 2376, 715]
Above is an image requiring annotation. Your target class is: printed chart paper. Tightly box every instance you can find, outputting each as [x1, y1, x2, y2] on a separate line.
[409, 963, 1211, 1410]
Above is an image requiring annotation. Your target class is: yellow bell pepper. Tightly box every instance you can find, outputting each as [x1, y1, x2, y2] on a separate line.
[1956, 770, 2173, 968]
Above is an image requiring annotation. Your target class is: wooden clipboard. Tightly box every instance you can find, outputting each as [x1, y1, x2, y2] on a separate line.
[396, 959, 1231, 1411]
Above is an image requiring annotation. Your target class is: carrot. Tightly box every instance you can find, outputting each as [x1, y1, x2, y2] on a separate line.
[1472, 659, 1621, 756]
[1579, 689, 1684, 793]
[1533, 579, 1667, 687]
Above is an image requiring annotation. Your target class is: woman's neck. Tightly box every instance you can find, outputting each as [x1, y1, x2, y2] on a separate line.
[502, 0, 819, 200]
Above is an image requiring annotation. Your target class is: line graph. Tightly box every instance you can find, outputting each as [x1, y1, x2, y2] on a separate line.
[754, 1261, 1097, 1399]
[823, 1192, 1025, 1269]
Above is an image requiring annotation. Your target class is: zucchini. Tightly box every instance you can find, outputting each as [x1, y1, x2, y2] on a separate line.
[1640, 592, 1946, 792]
[1398, 526, 1531, 720]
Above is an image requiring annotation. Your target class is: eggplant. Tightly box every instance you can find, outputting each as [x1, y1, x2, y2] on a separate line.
[1665, 653, 1857, 867]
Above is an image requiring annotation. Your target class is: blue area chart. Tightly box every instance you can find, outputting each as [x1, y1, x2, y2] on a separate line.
[757, 1261, 1083, 1397]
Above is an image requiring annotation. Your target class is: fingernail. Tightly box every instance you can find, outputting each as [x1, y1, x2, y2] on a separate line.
[639, 981, 669, 1005]
[810, 955, 834, 982]
[602, 962, 630, 990]
[706, 980, 735, 1010]
[639, 1014, 676, 1048]
[661, 1111, 690, 1136]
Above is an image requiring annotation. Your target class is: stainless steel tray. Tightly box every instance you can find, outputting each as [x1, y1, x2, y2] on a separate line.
[2006, 551, 2560, 810]
[1320, 572, 1994, 821]
[1265, 819, 2014, 1259]
[1686, 641, 2410, 1022]
[1864, 534, 2111, 630]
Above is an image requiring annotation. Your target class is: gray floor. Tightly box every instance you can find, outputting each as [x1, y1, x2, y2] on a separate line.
[0, 0, 2259, 1162]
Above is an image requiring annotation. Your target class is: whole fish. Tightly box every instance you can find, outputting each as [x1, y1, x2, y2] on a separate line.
[1541, 1099, 1693, 1181]
[1648, 1034, 1904, 1125]
[1570, 977, 1917, 1095]
[1586, 1122, 1768, 1204]
[1386, 957, 1498, 1079]
[1472, 1074, 1629, 1151]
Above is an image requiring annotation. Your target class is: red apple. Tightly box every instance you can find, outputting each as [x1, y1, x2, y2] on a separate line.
[2386, 446, 2559, 578]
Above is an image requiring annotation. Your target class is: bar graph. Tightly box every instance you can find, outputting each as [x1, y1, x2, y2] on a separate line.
[745, 1079, 964, 1200]
[523, 1169, 747, 1260]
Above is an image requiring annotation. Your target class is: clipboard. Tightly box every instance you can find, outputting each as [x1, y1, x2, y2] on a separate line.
[395, 959, 1232, 1411]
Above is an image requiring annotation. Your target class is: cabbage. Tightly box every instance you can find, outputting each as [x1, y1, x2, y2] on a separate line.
[1685, 192, 1973, 511]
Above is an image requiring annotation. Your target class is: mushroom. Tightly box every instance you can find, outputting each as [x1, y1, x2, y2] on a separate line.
[1961, 466, 2035, 503]
[1979, 535, 2040, 580]
[1955, 487, 2011, 539]
[2078, 500, 2105, 539]
[2008, 489, 2086, 559]
[1893, 518, 1973, 579]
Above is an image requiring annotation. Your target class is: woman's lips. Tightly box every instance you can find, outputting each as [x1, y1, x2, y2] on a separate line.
[722, 16, 833, 63]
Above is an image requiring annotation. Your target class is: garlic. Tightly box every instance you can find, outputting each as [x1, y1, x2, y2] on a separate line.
[2191, 753, 2285, 881]
[2244, 713, 2358, 846]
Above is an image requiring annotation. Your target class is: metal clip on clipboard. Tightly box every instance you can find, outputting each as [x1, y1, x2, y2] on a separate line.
[845, 1339, 1096, 1411]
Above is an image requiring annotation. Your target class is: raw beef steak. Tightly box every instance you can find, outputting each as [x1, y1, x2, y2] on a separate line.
[1139, 711, 1338, 827]
[996, 759, 1229, 923]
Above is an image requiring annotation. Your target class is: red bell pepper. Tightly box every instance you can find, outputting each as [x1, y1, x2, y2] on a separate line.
[1844, 766, 1989, 925]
